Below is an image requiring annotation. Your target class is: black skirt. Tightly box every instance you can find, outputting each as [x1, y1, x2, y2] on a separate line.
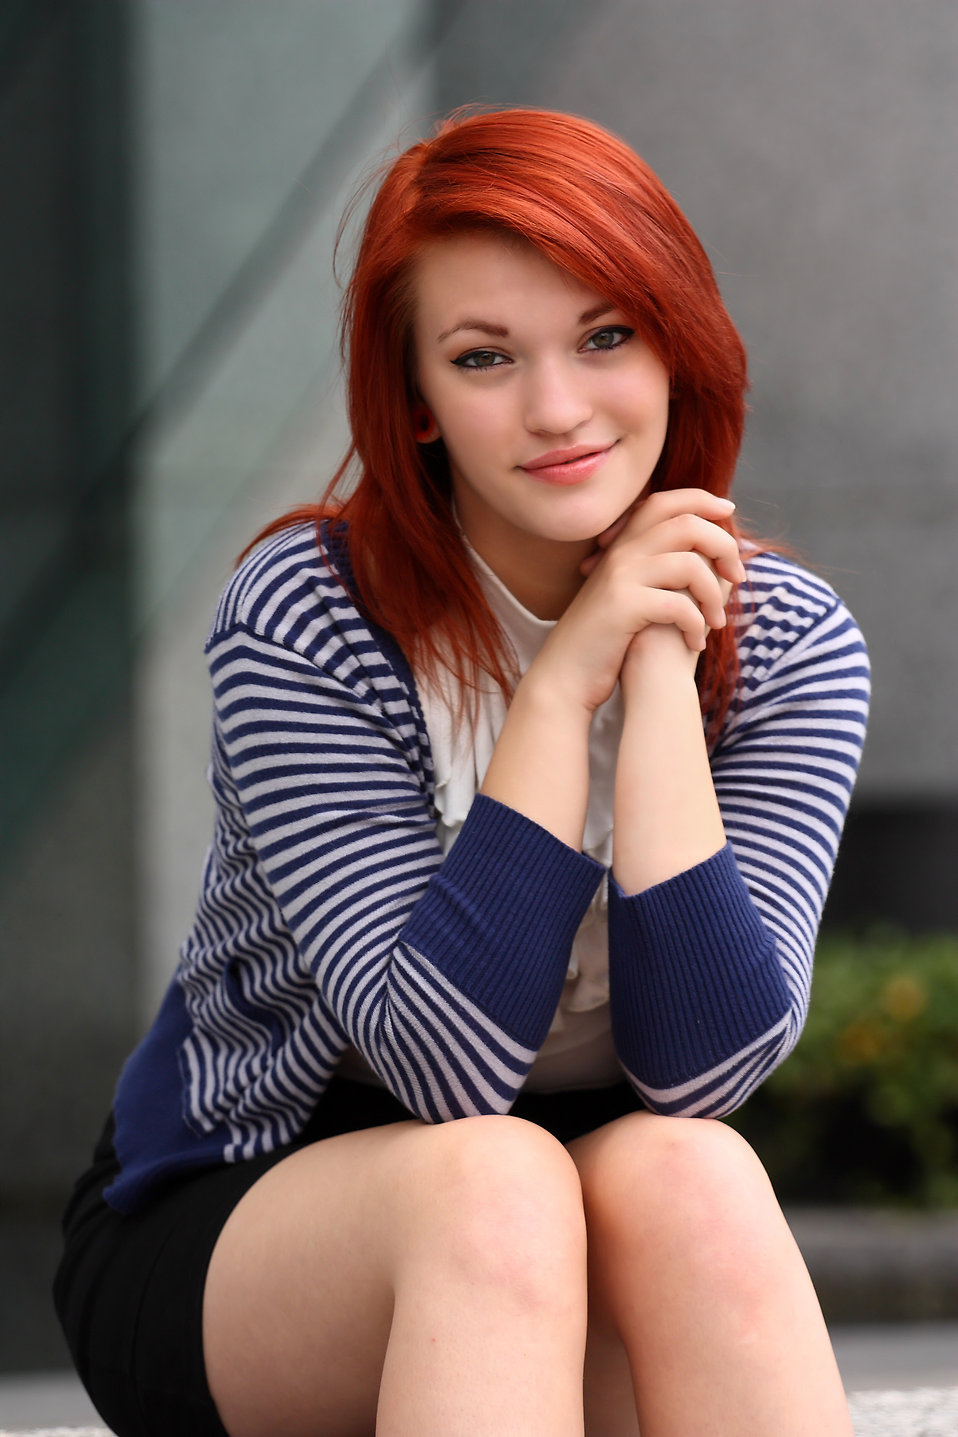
[54, 1076, 642, 1437]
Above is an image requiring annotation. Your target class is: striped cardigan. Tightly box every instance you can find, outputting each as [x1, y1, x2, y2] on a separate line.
[106, 524, 869, 1212]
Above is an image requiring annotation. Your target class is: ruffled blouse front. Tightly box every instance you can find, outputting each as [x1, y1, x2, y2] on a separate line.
[417, 546, 625, 1092]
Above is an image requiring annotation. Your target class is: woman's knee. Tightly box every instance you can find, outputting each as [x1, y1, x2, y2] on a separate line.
[574, 1112, 786, 1277]
[393, 1114, 588, 1307]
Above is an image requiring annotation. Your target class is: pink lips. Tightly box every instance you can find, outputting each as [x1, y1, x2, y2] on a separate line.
[519, 441, 616, 485]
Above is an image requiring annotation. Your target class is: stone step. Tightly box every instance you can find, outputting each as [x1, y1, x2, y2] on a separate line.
[5, 1391, 958, 1437]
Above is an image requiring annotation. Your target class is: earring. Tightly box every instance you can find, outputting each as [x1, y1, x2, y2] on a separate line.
[413, 404, 439, 443]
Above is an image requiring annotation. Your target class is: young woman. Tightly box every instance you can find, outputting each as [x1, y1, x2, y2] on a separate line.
[56, 108, 869, 1436]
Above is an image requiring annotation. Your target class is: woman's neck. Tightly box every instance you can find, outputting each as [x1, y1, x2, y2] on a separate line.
[465, 529, 593, 620]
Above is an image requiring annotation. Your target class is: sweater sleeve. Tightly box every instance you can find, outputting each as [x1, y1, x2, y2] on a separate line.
[608, 556, 870, 1116]
[180, 613, 603, 1131]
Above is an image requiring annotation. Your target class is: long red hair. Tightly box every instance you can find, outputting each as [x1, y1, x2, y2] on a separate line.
[249, 107, 754, 739]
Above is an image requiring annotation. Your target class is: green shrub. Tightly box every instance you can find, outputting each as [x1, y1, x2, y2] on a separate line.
[726, 928, 958, 1207]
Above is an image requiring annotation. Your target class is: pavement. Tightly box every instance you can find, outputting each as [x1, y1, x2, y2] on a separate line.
[0, 1324, 956, 1434]
[787, 1207, 958, 1324]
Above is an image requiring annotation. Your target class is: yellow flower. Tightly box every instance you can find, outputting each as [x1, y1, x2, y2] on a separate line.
[838, 1021, 883, 1064]
[880, 974, 927, 1022]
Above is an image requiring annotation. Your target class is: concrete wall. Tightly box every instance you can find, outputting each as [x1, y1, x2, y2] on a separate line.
[0, 0, 437, 1370]
[437, 0, 958, 803]
[0, 0, 138, 1211]
[129, 0, 436, 1014]
[433, 0, 958, 926]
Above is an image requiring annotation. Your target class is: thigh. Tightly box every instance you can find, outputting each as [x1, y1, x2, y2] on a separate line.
[203, 1110, 590, 1437]
[202, 1120, 420, 1437]
[56, 1131, 309, 1437]
[56, 1083, 415, 1437]
[204, 1083, 640, 1437]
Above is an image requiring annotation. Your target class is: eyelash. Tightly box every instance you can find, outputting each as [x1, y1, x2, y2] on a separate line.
[584, 325, 634, 353]
[452, 325, 634, 371]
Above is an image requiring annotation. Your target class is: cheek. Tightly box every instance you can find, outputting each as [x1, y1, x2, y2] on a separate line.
[626, 393, 670, 455]
[622, 364, 670, 423]
[439, 393, 510, 462]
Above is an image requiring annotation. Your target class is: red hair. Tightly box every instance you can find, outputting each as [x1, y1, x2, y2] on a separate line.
[249, 108, 755, 739]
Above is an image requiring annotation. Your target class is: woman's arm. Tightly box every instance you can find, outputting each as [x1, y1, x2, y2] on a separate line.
[606, 558, 870, 1115]
[480, 489, 743, 852]
[482, 493, 868, 1120]
[612, 621, 726, 893]
[177, 530, 605, 1134]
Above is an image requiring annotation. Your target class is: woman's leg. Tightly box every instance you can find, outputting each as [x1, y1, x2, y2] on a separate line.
[203, 1113, 588, 1437]
[571, 1112, 853, 1437]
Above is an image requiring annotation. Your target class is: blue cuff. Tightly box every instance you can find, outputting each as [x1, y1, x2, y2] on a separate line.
[608, 843, 790, 1087]
[402, 794, 604, 1046]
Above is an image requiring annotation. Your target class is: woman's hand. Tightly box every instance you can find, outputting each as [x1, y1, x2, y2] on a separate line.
[528, 488, 746, 714]
[620, 567, 735, 687]
[596, 493, 741, 893]
[480, 488, 743, 852]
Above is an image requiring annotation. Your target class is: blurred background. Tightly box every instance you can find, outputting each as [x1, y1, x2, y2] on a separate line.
[1, 0, 955, 1374]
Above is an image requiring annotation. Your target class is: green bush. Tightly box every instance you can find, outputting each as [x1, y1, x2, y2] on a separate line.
[726, 929, 958, 1207]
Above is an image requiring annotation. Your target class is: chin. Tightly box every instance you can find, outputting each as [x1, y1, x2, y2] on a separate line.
[538, 509, 626, 545]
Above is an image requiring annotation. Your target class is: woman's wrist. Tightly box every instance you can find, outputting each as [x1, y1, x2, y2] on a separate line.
[613, 623, 725, 894]
[620, 622, 702, 697]
[480, 670, 593, 849]
[519, 647, 608, 721]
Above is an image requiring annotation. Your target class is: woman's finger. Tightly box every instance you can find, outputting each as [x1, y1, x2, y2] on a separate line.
[622, 512, 746, 580]
[611, 550, 729, 632]
[619, 488, 736, 536]
[593, 487, 733, 553]
[642, 589, 712, 651]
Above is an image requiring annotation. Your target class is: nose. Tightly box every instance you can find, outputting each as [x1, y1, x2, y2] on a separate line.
[522, 356, 593, 436]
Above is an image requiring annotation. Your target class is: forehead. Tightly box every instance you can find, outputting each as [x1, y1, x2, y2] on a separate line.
[411, 231, 608, 330]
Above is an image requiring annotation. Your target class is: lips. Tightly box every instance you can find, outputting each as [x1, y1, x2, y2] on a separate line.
[520, 441, 617, 485]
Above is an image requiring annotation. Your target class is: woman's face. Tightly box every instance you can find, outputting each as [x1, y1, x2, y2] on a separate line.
[412, 231, 671, 593]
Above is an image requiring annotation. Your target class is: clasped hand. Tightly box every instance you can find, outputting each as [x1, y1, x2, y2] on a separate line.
[531, 488, 747, 714]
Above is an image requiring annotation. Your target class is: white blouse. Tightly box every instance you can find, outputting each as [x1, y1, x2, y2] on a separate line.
[416, 545, 625, 1092]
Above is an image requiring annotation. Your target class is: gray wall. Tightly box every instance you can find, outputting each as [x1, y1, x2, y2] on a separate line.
[434, 0, 958, 928]
[0, 0, 436, 1371]
[437, 0, 958, 803]
[130, 0, 435, 1015]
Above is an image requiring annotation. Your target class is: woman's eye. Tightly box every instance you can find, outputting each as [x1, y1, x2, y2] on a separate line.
[584, 326, 633, 352]
[452, 349, 507, 370]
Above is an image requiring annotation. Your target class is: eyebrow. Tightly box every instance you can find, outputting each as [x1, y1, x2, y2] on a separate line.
[436, 302, 616, 344]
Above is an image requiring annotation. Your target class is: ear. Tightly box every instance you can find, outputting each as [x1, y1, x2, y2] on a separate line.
[413, 403, 441, 444]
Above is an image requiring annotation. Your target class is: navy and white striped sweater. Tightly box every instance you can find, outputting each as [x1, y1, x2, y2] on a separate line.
[106, 524, 869, 1212]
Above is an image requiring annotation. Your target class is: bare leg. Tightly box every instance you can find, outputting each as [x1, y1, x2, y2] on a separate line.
[571, 1113, 853, 1437]
[203, 1114, 588, 1436]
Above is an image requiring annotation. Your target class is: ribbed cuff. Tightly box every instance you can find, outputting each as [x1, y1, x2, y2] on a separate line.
[608, 843, 790, 1087]
[402, 794, 604, 1045]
